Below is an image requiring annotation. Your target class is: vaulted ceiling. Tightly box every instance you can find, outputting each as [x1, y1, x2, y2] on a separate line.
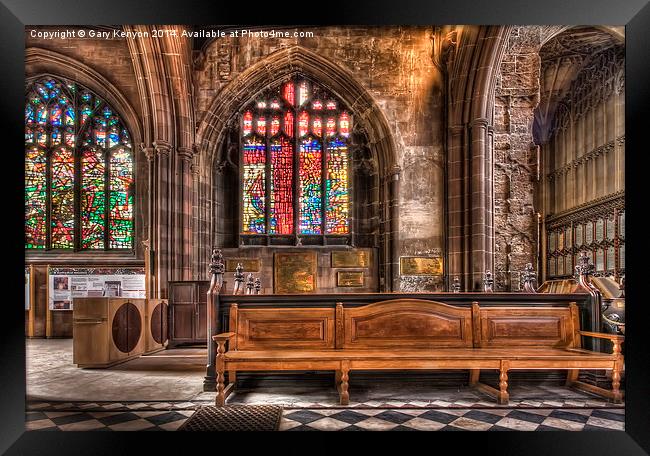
[534, 26, 624, 144]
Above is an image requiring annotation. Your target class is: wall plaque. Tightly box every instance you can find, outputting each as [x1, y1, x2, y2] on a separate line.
[337, 271, 364, 287]
[399, 257, 443, 276]
[331, 250, 370, 268]
[274, 252, 317, 294]
[225, 258, 261, 272]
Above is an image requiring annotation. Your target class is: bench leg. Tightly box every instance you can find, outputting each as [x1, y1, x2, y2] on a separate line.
[469, 369, 480, 385]
[565, 369, 579, 386]
[339, 363, 350, 405]
[229, 370, 237, 385]
[498, 361, 510, 405]
[215, 342, 226, 407]
[612, 359, 623, 404]
[335, 370, 342, 391]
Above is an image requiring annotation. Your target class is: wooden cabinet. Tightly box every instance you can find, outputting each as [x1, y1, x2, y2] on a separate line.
[168, 281, 209, 347]
[73, 298, 146, 368]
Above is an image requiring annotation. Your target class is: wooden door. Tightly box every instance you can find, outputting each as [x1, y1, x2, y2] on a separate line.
[169, 282, 197, 345]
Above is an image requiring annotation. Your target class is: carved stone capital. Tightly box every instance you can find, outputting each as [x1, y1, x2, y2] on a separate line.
[153, 140, 172, 157]
[177, 146, 194, 161]
[140, 143, 156, 161]
[470, 117, 490, 129]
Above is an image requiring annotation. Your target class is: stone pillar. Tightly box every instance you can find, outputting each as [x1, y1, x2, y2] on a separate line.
[178, 147, 194, 280]
[470, 118, 491, 290]
[141, 144, 156, 298]
[153, 140, 171, 298]
[386, 165, 401, 291]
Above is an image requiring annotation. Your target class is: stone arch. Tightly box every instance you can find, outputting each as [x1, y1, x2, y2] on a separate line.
[24, 47, 146, 260]
[25, 47, 143, 147]
[445, 26, 513, 291]
[194, 45, 400, 290]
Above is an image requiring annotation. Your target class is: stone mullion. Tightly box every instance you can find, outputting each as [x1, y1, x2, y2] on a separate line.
[178, 148, 194, 280]
[153, 141, 171, 298]
[447, 124, 465, 289]
[470, 118, 489, 290]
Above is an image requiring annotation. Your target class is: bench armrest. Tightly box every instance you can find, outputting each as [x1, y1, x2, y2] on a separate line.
[212, 332, 236, 343]
[579, 331, 624, 355]
[579, 331, 624, 342]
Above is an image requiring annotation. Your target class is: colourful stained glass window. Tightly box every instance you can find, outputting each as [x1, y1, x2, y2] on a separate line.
[81, 149, 105, 249]
[108, 149, 134, 249]
[339, 112, 350, 137]
[299, 138, 322, 234]
[284, 111, 294, 137]
[326, 139, 349, 234]
[312, 117, 322, 137]
[240, 75, 352, 238]
[257, 116, 266, 136]
[298, 111, 309, 137]
[326, 117, 336, 137]
[282, 82, 295, 106]
[269, 137, 294, 235]
[25, 147, 47, 248]
[242, 137, 266, 234]
[270, 116, 280, 136]
[25, 77, 134, 250]
[50, 148, 75, 249]
[242, 111, 253, 136]
[298, 81, 309, 106]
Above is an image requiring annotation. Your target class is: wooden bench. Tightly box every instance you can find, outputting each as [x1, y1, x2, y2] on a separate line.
[213, 299, 624, 406]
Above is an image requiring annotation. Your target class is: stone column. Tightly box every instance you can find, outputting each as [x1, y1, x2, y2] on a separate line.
[470, 117, 491, 290]
[153, 140, 171, 298]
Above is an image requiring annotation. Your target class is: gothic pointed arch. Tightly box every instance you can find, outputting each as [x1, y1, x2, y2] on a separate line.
[194, 46, 400, 290]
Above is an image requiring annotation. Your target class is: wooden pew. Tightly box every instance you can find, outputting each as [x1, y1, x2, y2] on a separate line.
[213, 299, 623, 406]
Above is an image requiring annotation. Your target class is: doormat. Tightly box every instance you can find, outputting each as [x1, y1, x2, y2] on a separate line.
[178, 405, 283, 431]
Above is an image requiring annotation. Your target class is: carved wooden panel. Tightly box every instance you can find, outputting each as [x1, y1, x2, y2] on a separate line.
[112, 302, 142, 353]
[342, 299, 473, 349]
[477, 307, 571, 348]
[235, 308, 335, 350]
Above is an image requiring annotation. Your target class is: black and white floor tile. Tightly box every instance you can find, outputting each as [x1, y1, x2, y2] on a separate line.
[25, 406, 624, 432]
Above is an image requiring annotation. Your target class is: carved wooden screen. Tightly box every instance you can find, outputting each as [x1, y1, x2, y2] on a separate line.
[25, 77, 134, 250]
[546, 203, 624, 279]
[240, 76, 351, 246]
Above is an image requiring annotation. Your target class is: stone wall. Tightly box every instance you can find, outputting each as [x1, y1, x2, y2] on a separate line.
[493, 26, 541, 291]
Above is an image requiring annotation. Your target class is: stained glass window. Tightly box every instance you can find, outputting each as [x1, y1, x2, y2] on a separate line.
[25, 77, 134, 250]
[240, 76, 352, 238]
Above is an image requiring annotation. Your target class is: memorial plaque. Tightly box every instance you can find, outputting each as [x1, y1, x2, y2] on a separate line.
[331, 250, 370, 268]
[606, 218, 615, 240]
[399, 257, 443, 276]
[575, 224, 583, 247]
[337, 271, 364, 287]
[619, 212, 625, 238]
[225, 258, 261, 272]
[620, 244, 625, 268]
[595, 219, 604, 242]
[274, 252, 317, 294]
[585, 222, 594, 244]
[606, 248, 615, 271]
[596, 249, 605, 271]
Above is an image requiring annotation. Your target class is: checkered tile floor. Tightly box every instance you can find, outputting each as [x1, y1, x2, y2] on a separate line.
[25, 407, 624, 432]
[25, 399, 624, 431]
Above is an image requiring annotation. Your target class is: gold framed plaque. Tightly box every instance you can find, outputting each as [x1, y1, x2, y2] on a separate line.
[274, 252, 318, 294]
[399, 256, 443, 276]
[337, 271, 364, 287]
[331, 250, 370, 268]
[225, 258, 261, 272]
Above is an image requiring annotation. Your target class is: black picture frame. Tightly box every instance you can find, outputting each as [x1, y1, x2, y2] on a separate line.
[2, 0, 649, 453]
